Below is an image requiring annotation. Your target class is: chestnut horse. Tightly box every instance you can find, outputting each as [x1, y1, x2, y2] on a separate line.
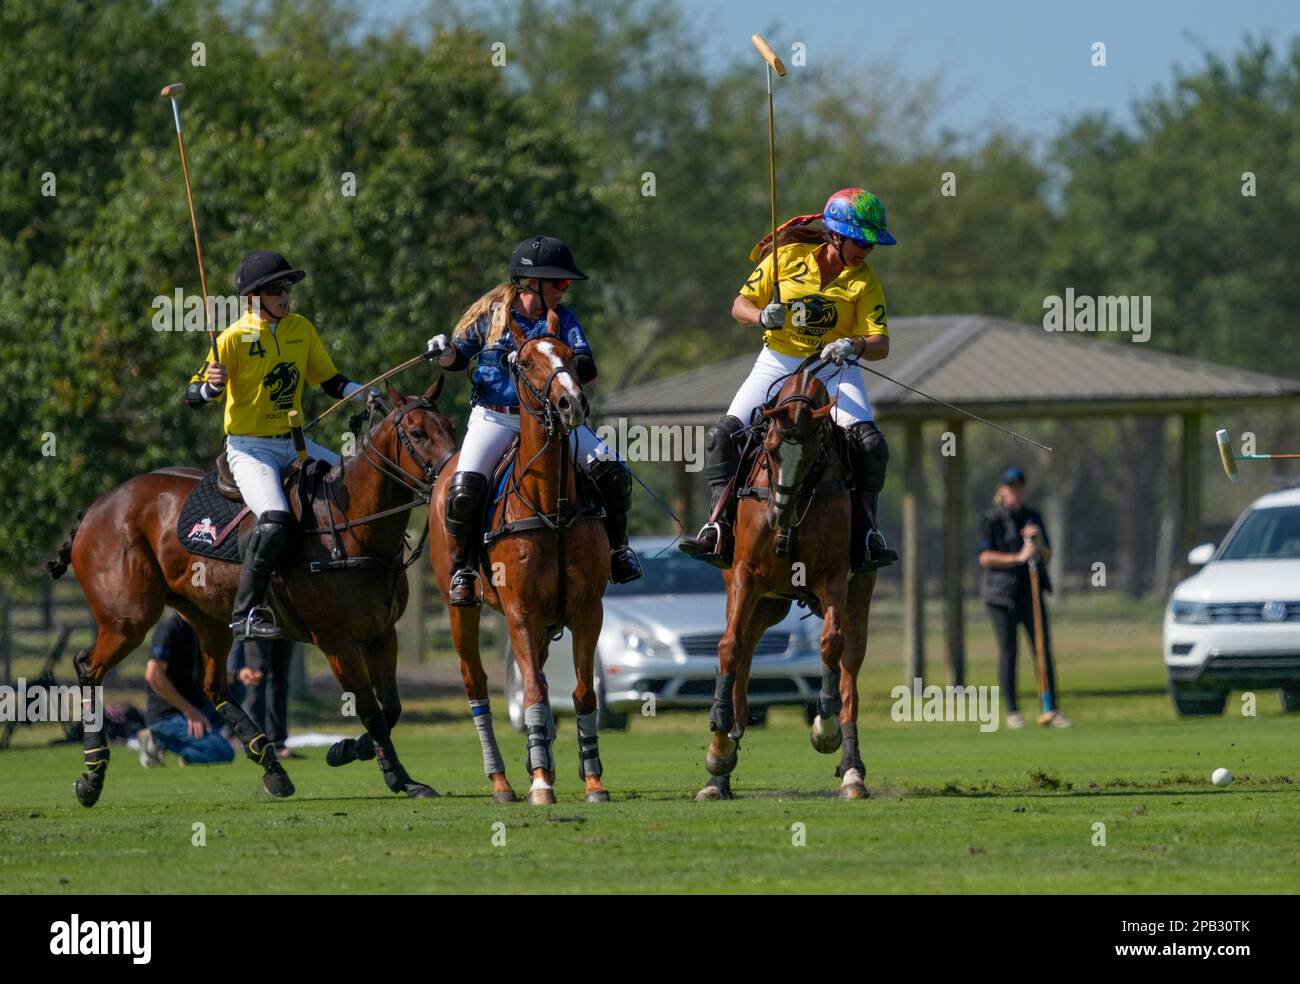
[44, 380, 456, 807]
[429, 314, 611, 805]
[697, 365, 877, 801]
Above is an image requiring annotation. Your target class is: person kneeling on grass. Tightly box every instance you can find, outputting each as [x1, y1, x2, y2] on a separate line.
[137, 611, 236, 766]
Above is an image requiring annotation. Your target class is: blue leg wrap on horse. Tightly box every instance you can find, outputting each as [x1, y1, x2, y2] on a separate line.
[708, 672, 735, 735]
[819, 665, 842, 719]
[524, 703, 554, 774]
[576, 709, 602, 780]
[470, 698, 506, 776]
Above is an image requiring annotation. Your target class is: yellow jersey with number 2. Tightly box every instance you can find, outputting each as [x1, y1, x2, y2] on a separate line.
[190, 310, 340, 437]
[740, 240, 889, 358]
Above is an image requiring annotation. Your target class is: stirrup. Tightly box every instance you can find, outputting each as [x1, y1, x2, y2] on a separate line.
[448, 568, 482, 608]
[610, 546, 643, 584]
[679, 523, 730, 569]
[857, 530, 897, 571]
[230, 605, 282, 640]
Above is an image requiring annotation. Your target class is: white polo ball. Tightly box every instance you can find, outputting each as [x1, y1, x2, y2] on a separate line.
[1211, 768, 1232, 787]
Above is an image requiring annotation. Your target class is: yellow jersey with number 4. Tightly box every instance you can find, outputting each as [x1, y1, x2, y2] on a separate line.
[740, 241, 889, 358]
[190, 311, 340, 437]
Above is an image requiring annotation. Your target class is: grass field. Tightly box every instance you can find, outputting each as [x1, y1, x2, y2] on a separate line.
[1, 596, 1297, 894]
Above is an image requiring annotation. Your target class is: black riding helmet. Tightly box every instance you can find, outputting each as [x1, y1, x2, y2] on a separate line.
[508, 236, 587, 282]
[236, 250, 306, 296]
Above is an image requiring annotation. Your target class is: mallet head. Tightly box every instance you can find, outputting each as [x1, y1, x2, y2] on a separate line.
[160, 82, 185, 99]
[750, 34, 787, 77]
[1216, 429, 1240, 484]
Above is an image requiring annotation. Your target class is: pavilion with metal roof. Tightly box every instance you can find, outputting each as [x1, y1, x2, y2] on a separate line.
[597, 315, 1300, 684]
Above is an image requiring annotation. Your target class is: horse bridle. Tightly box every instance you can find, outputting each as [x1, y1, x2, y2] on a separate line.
[510, 333, 588, 437]
[360, 396, 454, 500]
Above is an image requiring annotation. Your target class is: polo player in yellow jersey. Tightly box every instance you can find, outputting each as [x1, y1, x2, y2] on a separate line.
[680, 187, 899, 572]
[186, 250, 370, 641]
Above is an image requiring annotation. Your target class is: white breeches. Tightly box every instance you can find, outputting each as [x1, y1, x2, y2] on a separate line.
[455, 405, 615, 479]
[725, 346, 875, 428]
[225, 434, 339, 517]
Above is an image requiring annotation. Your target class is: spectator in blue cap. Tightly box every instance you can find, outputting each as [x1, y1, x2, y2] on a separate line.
[977, 468, 1071, 729]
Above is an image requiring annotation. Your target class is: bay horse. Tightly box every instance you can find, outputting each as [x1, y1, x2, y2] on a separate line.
[696, 364, 877, 801]
[428, 312, 611, 805]
[44, 379, 456, 807]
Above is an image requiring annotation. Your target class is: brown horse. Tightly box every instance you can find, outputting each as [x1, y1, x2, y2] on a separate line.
[697, 366, 877, 801]
[44, 380, 457, 807]
[429, 314, 611, 805]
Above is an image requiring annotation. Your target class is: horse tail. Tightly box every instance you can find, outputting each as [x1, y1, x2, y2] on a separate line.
[44, 509, 85, 579]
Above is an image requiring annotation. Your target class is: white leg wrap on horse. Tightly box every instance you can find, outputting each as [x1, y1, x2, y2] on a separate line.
[524, 702, 555, 774]
[469, 698, 505, 776]
[576, 709, 602, 779]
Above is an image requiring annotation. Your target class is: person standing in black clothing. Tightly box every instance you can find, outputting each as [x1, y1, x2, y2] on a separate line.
[228, 638, 297, 759]
[977, 468, 1071, 730]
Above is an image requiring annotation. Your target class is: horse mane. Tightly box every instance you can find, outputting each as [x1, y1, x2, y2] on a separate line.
[452, 283, 519, 348]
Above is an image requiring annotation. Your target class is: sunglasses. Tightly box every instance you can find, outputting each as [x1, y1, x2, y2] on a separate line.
[261, 282, 293, 296]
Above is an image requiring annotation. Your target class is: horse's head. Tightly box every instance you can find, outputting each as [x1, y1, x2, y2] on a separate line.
[364, 374, 458, 493]
[507, 310, 589, 433]
[760, 370, 836, 529]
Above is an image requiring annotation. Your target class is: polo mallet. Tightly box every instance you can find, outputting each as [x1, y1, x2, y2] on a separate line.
[1215, 428, 1300, 484]
[1026, 544, 1055, 725]
[751, 33, 787, 304]
[304, 352, 431, 431]
[160, 82, 217, 364]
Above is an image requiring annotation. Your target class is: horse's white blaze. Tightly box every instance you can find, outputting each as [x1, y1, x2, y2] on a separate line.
[535, 338, 584, 428]
[770, 438, 805, 510]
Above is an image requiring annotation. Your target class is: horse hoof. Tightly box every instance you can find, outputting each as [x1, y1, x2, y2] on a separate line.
[74, 775, 102, 808]
[705, 749, 737, 776]
[839, 767, 869, 800]
[492, 789, 519, 804]
[263, 766, 296, 798]
[585, 789, 611, 803]
[695, 775, 733, 801]
[404, 782, 440, 799]
[527, 785, 557, 806]
[326, 739, 356, 767]
[809, 715, 842, 754]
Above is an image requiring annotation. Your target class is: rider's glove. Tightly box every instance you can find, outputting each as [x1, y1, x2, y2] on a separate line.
[424, 334, 450, 362]
[758, 301, 786, 329]
[823, 337, 860, 365]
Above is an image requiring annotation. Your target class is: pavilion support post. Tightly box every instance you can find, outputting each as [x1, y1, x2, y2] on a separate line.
[901, 419, 925, 685]
[942, 419, 966, 686]
[1179, 411, 1203, 578]
[675, 459, 694, 533]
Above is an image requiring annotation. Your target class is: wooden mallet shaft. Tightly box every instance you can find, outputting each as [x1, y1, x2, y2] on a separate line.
[751, 34, 787, 304]
[160, 81, 217, 363]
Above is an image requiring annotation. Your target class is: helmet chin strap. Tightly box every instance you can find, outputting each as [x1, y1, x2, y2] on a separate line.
[512, 277, 552, 318]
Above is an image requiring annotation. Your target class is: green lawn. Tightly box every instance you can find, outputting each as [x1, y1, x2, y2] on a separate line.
[1, 596, 1297, 894]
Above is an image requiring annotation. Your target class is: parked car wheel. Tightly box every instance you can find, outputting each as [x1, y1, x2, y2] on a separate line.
[1281, 688, 1300, 713]
[1169, 685, 1227, 717]
[747, 706, 769, 727]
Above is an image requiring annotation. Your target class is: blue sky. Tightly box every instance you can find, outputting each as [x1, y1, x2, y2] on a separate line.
[362, 0, 1299, 136]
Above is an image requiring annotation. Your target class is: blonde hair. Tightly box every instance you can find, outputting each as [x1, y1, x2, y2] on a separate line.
[452, 282, 519, 347]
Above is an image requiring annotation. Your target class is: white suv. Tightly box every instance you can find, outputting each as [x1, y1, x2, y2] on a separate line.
[1164, 486, 1300, 716]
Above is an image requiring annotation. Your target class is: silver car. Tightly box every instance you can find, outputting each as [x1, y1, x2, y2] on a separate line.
[501, 536, 826, 731]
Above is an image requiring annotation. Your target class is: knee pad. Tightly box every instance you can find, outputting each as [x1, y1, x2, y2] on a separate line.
[586, 458, 633, 512]
[247, 510, 294, 569]
[445, 471, 489, 536]
[846, 422, 889, 492]
[705, 415, 745, 486]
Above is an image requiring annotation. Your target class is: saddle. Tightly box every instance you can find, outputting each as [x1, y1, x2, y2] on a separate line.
[173, 454, 329, 563]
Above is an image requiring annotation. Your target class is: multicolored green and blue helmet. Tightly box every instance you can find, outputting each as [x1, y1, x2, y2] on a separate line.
[821, 188, 896, 246]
